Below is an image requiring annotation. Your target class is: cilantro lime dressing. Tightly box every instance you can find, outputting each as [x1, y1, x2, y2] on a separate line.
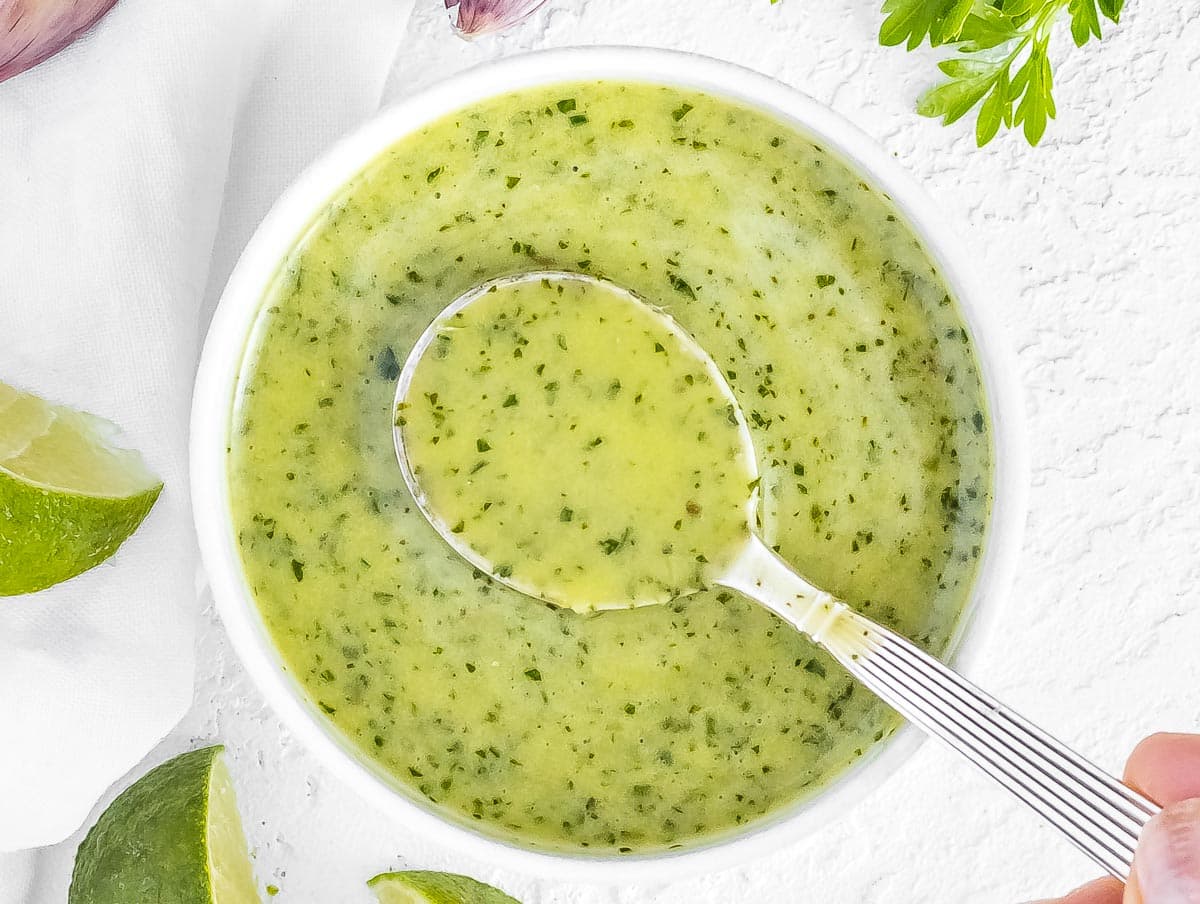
[396, 274, 756, 611]
[229, 82, 992, 853]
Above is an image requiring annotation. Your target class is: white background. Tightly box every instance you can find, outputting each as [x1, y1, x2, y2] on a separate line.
[16, 0, 1200, 900]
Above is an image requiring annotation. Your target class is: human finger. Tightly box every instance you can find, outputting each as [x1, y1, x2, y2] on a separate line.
[1124, 733, 1200, 806]
[1124, 798, 1200, 904]
[1028, 876, 1124, 904]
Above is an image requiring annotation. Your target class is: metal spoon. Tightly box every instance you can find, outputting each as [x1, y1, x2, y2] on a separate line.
[394, 270, 1157, 879]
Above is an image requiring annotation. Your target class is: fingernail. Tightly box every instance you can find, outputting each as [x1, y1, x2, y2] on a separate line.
[1133, 798, 1200, 904]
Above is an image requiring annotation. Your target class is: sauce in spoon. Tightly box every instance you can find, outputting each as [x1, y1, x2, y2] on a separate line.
[395, 273, 757, 611]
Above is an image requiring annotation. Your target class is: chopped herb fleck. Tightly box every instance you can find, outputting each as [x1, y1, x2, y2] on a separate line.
[669, 274, 696, 298]
[599, 527, 632, 555]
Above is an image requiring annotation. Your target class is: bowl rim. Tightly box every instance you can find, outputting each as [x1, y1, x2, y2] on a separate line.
[190, 44, 1028, 884]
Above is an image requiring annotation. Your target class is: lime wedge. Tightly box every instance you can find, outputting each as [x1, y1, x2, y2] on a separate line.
[368, 871, 521, 904]
[69, 746, 260, 904]
[0, 381, 162, 595]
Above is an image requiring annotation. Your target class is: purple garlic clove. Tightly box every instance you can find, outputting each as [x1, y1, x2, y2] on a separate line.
[445, 0, 549, 38]
[1, 0, 120, 84]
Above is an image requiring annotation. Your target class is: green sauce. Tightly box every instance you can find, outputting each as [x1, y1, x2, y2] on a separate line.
[397, 274, 756, 611]
[229, 81, 992, 854]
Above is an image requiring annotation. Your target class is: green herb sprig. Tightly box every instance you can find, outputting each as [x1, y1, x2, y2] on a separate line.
[878, 0, 1125, 145]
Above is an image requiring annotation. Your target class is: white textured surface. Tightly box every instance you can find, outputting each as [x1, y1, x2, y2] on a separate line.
[20, 0, 1200, 901]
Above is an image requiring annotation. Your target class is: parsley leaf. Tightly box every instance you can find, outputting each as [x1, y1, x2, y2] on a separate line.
[882, 0, 1125, 146]
[1068, 0, 1103, 45]
[880, 0, 975, 49]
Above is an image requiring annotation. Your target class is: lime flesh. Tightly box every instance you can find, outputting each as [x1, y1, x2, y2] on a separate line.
[0, 381, 161, 595]
[69, 745, 260, 904]
[369, 871, 521, 904]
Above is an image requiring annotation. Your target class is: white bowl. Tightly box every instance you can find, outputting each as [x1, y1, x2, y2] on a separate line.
[191, 46, 1027, 884]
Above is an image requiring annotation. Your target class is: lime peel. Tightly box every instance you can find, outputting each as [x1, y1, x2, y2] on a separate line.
[368, 870, 522, 904]
[69, 745, 260, 904]
[0, 381, 162, 596]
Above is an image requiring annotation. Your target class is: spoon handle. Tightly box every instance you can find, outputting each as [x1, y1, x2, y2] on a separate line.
[826, 607, 1159, 880]
[720, 539, 1160, 880]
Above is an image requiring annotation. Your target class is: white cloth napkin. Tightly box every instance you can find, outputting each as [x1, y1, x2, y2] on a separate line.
[0, 0, 263, 853]
[0, 0, 411, 864]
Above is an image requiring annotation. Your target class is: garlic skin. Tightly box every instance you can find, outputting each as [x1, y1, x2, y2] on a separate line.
[1, 0, 119, 83]
[445, 0, 548, 37]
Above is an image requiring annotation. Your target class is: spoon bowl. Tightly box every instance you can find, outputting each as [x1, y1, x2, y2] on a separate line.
[393, 270, 761, 612]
